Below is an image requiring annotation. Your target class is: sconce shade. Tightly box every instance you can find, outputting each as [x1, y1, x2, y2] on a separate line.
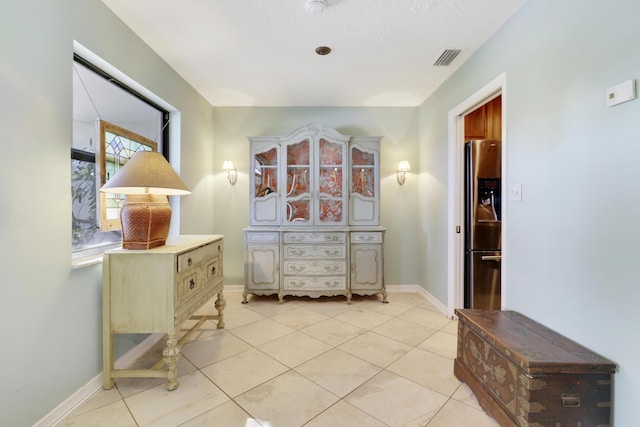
[100, 151, 191, 250]
[397, 160, 411, 186]
[223, 160, 238, 185]
[397, 160, 411, 172]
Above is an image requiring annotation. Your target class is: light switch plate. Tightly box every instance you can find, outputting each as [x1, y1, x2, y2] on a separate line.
[509, 184, 522, 201]
[606, 79, 636, 107]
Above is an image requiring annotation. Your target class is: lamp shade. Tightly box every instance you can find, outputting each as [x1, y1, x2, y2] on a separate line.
[397, 160, 411, 172]
[100, 151, 191, 195]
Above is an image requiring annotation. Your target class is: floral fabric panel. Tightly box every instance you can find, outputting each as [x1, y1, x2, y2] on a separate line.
[286, 139, 310, 222]
[319, 167, 343, 197]
[351, 148, 375, 198]
[254, 147, 278, 198]
[319, 139, 342, 165]
[319, 198, 343, 223]
[286, 199, 310, 223]
[318, 139, 344, 222]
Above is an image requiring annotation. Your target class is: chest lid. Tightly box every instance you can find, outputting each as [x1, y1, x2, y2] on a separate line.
[456, 309, 617, 375]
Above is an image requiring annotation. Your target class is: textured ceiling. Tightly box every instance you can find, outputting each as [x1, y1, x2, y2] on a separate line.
[101, 0, 527, 107]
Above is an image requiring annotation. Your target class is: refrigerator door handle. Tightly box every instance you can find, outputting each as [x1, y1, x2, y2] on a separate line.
[481, 255, 502, 261]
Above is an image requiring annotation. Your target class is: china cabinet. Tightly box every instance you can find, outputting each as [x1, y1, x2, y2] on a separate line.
[244, 123, 386, 303]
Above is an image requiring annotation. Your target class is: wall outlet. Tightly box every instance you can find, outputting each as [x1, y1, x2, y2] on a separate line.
[606, 79, 636, 107]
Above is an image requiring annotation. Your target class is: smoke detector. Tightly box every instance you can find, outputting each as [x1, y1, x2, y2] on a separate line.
[306, 0, 327, 14]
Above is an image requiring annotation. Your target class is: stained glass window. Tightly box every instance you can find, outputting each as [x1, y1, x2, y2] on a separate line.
[99, 120, 157, 231]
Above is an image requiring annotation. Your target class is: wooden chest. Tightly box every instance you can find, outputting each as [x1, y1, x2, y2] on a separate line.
[454, 309, 616, 427]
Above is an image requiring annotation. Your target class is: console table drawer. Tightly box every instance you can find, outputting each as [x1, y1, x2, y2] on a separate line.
[205, 256, 222, 281]
[284, 245, 345, 259]
[284, 276, 346, 291]
[284, 232, 346, 244]
[284, 260, 346, 275]
[177, 271, 202, 301]
[177, 241, 223, 272]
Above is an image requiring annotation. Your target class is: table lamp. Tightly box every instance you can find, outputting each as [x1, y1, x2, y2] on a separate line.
[100, 151, 191, 250]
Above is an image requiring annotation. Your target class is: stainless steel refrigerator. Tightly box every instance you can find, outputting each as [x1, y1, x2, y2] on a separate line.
[464, 139, 502, 310]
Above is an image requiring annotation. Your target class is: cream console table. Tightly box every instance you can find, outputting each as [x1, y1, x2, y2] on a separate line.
[103, 235, 225, 391]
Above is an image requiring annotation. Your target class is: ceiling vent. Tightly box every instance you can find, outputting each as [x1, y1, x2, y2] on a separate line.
[433, 49, 461, 66]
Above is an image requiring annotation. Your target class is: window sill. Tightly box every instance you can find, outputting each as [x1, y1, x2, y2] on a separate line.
[71, 243, 121, 269]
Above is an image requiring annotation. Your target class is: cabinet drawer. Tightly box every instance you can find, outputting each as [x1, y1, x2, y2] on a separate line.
[284, 232, 345, 244]
[177, 270, 203, 301]
[246, 231, 280, 243]
[284, 245, 345, 259]
[177, 241, 222, 272]
[284, 260, 346, 275]
[205, 256, 222, 281]
[284, 276, 346, 291]
[351, 232, 383, 244]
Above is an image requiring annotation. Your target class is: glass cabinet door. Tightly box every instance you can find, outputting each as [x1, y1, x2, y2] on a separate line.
[349, 141, 379, 225]
[317, 138, 347, 225]
[284, 138, 311, 225]
[250, 144, 280, 225]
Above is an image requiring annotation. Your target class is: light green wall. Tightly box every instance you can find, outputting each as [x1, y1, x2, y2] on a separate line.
[0, 1, 215, 425]
[4, 0, 638, 424]
[419, 0, 640, 423]
[211, 107, 421, 288]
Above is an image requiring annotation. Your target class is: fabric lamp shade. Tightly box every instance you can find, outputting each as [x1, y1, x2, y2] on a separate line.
[100, 151, 191, 250]
[100, 151, 191, 195]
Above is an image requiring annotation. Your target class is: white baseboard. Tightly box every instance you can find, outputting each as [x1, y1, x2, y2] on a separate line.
[35, 333, 164, 427]
[37, 284, 446, 426]
[386, 284, 449, 316]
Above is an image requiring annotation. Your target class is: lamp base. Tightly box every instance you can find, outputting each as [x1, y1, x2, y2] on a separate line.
[120, 194, 171, 250]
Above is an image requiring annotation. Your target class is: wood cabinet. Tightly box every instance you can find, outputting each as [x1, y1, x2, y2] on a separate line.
[103, 235, 225, 391]
[244, 124, 385, 303]
[464, 95, 502, 140]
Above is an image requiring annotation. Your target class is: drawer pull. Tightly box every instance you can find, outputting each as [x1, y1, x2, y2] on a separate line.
[211, 265, 216, 275]
[324, 265, 340, 272]
[189, 278, 195, 289]
[290, 265, 306, 273]
[290, 248, 306, 256]
[324, 249, 339, 256]
[187, 257, 193, 267]
[561, 394, 580, 408]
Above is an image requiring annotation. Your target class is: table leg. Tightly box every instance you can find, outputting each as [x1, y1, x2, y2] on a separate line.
[215, 291, 226, 328]
[163, 334, 181, 391]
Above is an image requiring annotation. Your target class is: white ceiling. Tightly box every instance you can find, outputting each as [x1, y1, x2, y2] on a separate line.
[100, 0, 527, 107]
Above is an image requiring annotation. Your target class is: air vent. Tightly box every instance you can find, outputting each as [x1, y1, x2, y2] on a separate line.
[433, 49, 461, 66]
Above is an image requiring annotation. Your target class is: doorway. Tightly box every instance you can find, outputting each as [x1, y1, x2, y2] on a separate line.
[446, 73, 506, 318]
[463, 96, 502, 310]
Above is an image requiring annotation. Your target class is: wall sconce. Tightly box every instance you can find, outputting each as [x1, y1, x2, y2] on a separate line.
[223, 160, 237, 185]
[397, 160, 411, 185]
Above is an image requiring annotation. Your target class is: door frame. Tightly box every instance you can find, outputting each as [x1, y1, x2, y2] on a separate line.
[446, 73, 507, 318]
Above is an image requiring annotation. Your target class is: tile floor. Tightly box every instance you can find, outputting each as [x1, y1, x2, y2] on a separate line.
[59, 291, 499, 427]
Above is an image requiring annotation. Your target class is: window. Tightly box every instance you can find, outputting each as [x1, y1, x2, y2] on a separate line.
[72, 56, 168, 260]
